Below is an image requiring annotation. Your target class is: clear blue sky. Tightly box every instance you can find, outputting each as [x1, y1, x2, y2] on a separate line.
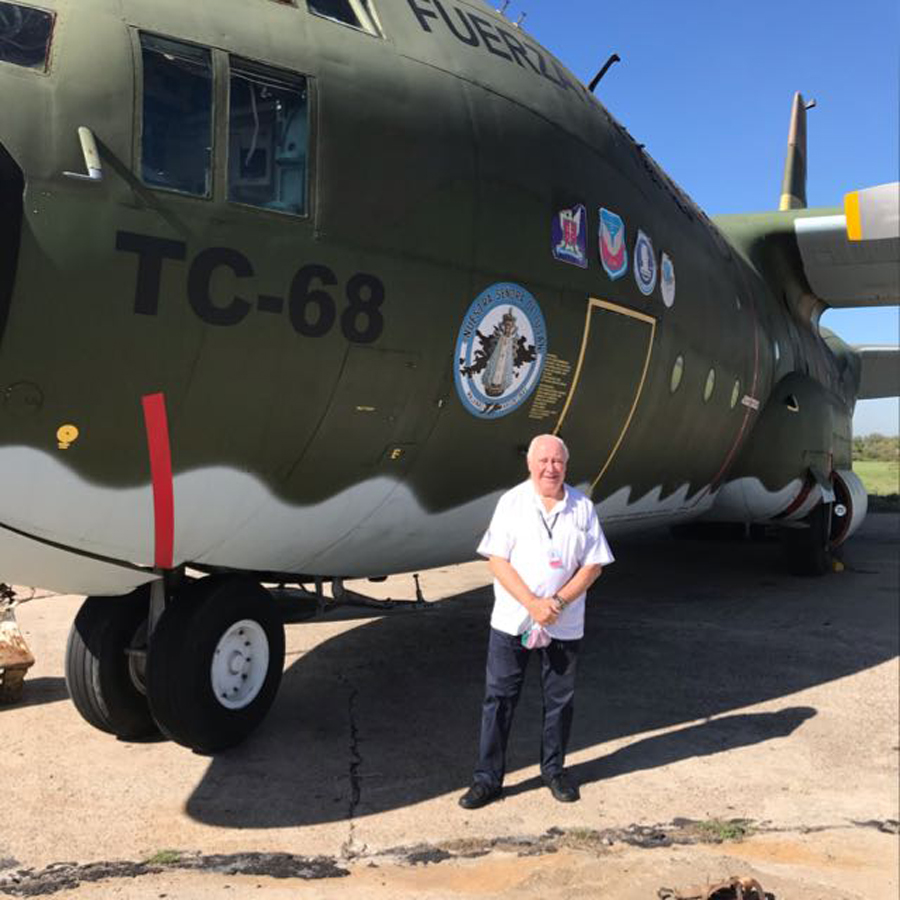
[516, 0, 899, 434]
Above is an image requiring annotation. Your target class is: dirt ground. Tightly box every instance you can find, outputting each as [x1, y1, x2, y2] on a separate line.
[1, 514, 897, 899]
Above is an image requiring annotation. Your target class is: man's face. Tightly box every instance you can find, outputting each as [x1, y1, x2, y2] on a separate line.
[528, 438, 567, 498]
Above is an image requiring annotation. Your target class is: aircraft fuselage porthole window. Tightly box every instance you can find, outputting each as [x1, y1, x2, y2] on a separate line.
[140, 34, 213, 197]
[670, 355, 684, 394]
[307, 0, 379, 35]
[228, 62, 309, 216]
[703, 367, 716, 403]
[0, 2, 54, 71]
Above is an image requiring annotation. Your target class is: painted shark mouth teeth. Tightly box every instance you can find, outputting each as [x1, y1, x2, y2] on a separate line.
[0, 141, 23, 352]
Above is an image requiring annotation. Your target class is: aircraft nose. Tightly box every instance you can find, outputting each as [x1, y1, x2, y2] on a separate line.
[0, 142, 23, 348]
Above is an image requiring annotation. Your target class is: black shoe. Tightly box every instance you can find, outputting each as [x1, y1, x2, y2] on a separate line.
[458, 781, 502, 810]
[545, 772, 579, 803]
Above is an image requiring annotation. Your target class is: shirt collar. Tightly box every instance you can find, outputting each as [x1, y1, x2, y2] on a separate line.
[531, 482, 568, 516]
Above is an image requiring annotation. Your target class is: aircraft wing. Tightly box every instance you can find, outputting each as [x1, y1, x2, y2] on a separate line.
[794, 182, 900, 307]
[853, 345, 900, 399]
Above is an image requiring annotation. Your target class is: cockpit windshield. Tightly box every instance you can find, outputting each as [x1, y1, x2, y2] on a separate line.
[307, 0, 379, 35]
[0, 2, 54, 71]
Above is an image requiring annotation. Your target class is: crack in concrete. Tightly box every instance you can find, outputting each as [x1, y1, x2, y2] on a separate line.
[1, 820, 886, 896]
[0, 861, 163, 897]
[339, 681, 365, 860]
[852, 818, 899, 835]
[378, 817, 887, 863]
[0, 853, 348, 897]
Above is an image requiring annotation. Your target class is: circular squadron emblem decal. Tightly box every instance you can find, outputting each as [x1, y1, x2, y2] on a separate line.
[634, 229, 657, 296]
[454, 282, 547, 419]
[660, 252, 676, 307]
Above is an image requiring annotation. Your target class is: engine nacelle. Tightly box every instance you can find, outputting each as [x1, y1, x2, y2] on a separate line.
[829, 469, 868, 547]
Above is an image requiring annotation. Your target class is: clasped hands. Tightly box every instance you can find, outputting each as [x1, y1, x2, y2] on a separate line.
[528, 594, 564, 626]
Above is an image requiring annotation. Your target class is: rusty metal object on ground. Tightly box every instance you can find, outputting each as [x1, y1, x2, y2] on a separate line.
[659, 875, 769, 900]
[0, 587, 35, 704]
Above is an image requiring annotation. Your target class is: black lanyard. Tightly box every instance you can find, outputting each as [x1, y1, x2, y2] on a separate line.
[538, 510, 559, 541]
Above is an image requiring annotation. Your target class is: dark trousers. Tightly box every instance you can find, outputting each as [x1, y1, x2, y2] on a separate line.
[474, 627, 580, 789]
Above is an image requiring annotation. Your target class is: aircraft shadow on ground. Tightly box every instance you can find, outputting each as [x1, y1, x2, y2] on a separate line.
[186, 525, 898, 829]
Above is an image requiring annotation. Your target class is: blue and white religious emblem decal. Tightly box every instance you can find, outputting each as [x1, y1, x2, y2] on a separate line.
[599, 207, 628, 280]
[551, 204, 588, 268]
[633, 229, 657, 296]
[660, 252, 676, 307]
[454, 283, 548, 418]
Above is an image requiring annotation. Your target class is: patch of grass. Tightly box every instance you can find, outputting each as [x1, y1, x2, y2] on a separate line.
[693, 819, 753, 843]
[853, 460, 900, 496]
[557, 827, 608, 852]
[144, 849, 182, 866]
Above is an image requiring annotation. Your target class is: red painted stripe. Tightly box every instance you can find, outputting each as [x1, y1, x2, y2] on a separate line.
[708, 295, 761, 491]
[141, 392, 174, 569]
[688, 291, 762, 509]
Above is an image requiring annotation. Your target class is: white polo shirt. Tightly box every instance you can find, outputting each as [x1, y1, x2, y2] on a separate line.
[477, 480, 614, 640]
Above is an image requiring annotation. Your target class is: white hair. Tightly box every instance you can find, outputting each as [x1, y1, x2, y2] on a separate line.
[526, 433, 569, 462]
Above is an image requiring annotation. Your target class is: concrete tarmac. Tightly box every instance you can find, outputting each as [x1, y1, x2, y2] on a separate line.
[1, 514, 897, 899]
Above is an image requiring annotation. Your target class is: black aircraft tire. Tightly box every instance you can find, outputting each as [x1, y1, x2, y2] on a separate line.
[65, 588, 158, 740]
[783, 502, 832, 577]
[146, 575, 285, 754]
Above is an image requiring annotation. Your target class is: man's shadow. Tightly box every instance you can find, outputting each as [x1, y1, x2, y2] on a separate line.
[503, 708, 817, 797]
[185, 523, 897, 829]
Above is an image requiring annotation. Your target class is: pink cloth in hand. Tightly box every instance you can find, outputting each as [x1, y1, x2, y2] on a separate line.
[520, 623, 551, 649]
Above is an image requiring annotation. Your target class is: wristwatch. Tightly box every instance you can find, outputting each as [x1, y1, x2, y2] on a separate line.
[553, 593, 565, 608]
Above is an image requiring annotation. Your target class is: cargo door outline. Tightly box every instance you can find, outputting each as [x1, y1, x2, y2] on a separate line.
[553, 299, 656, 492]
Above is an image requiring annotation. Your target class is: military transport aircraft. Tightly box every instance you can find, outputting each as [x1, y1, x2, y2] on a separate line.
[0, 0, 897, 751]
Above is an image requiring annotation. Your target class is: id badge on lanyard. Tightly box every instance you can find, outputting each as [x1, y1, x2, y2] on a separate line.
[539, 510, 563, 570]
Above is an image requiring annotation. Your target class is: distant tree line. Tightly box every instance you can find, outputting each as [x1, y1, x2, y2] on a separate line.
[853, 433, 900, 461]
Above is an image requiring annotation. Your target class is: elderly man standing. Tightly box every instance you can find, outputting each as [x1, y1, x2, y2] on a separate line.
[459, 434, 614, 809]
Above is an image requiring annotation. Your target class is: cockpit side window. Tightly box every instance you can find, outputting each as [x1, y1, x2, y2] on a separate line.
[228, 60, 309, 216]
[0, 2, 54, 71]
[307, 0, 379, 35]
[139, 34, 213, 197]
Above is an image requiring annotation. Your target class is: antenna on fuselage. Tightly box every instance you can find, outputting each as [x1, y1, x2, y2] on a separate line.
[588, 53, 621, 93]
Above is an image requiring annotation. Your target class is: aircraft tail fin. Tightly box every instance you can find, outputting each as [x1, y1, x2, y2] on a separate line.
[779, 92, 813, 211]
